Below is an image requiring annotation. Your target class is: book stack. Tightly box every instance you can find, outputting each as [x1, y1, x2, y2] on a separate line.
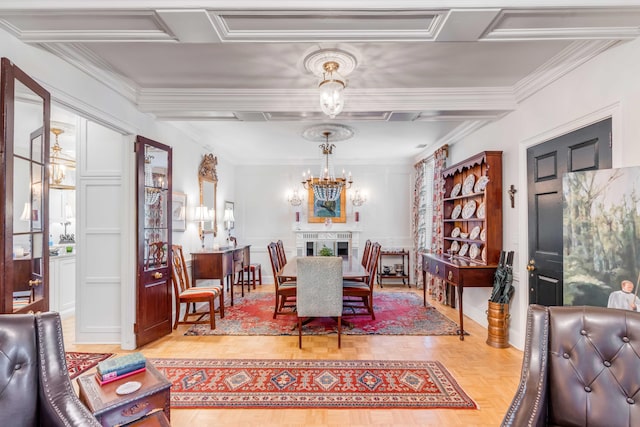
[95, 352, 146, 385]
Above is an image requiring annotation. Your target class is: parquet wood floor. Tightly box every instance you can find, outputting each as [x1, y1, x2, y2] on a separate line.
[64, 285, 523, 427]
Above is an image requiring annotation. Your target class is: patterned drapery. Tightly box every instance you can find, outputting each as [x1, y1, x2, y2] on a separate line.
[412, 159, 428, 289]
[411, 145, 447, 291]
[429, 146, 448, 302]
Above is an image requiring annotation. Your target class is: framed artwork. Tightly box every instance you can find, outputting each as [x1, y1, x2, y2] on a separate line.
[172, 191, 186, 231]
[307, 180, 347, 223]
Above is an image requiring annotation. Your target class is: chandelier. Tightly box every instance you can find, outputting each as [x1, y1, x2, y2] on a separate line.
[302, 131, 353, 202]
[144, 154, 161, 205]
[50, 127, 76, 189]
[318, 61, 345, 119]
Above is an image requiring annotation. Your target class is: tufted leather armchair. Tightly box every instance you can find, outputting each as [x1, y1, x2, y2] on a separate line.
[502, 304, 640, 427]
[0, 312, 101, 427]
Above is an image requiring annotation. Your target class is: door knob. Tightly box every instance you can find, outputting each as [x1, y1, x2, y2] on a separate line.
[28, 279, 42, 287]
[526, 259, 536, 271]
[153, 272, 163, 279]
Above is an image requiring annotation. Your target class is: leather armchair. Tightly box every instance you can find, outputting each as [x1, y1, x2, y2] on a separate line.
[0, 312, 101, 427]
[502, 304, 640, 427]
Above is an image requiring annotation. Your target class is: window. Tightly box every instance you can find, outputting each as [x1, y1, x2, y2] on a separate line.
[417, 158, 435, 253]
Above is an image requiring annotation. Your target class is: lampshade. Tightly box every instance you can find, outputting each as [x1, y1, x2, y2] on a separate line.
[223, 208, 235, 223]
[194, 205, 211, 222]
[20, 202, 31, 221]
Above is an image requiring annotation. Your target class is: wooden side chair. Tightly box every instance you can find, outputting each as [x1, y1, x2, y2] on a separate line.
[268, 242, 296, 318]
[296, 256, 343, 348]
[361, 239, 372, 267]
[276, 239, 287, 267]
[343, 242, 381, 320]
[170, 244, 224, 330]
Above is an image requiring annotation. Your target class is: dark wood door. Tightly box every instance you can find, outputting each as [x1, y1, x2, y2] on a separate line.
[527, 118, 612, 305]
[1, 57, 51, 313]
[135, 136, 172, 347]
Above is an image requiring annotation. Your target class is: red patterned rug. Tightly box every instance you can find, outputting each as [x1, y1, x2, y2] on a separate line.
[150, 358, 477, 409]
[185, 291, 461, 336]
[66, 351, 113, 380]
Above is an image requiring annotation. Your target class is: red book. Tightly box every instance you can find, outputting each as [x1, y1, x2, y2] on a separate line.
[95, 367, 146, 386]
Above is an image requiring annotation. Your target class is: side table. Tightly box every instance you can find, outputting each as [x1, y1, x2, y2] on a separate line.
[77, 363, 171, 427]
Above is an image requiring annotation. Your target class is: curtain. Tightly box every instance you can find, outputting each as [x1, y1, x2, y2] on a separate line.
[429, 145, 448, 302]
[412, 144, 447, 291]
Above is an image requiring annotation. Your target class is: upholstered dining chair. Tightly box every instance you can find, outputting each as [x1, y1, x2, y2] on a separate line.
[170, 244, 224, 329]
[343, 242, 381, 320]
[296, 256, 344, 348]
[0, 312, 102, 427]
[501, 304, 640, 427]
[267, 242, 296, 318]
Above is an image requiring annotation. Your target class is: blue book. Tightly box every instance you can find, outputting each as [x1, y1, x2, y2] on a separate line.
[97, 352, 146, 376]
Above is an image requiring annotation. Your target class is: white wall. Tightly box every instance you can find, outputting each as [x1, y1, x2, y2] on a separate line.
[234, 163, 413, 283]
[441, 37, 640, 349]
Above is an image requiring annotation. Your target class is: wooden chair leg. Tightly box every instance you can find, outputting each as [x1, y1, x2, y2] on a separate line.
[173, 300, 180, 329]
[209, 296, 216, 329]
[218, 290, 225, 318]
[338, 316, 342, 348]
[273, 294, 279, 319]
[298, 317, 302, 349]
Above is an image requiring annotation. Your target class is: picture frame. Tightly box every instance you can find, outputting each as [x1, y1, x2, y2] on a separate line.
[307, 180, 347, 223]
[172, 191, 186, 231]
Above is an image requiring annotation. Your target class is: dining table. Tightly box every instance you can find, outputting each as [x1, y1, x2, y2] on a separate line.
[278, 255, 369, 283]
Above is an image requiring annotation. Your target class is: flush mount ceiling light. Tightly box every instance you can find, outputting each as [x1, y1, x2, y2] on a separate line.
[303, 48, 358, 119]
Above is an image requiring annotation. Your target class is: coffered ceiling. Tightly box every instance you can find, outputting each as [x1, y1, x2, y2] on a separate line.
[1, 1, 639, 164]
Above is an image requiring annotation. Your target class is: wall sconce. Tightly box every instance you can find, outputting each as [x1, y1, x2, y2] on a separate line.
[351, 189, 367, 222]
[287, 188, 303, 206]
[194, 205, 212, 248]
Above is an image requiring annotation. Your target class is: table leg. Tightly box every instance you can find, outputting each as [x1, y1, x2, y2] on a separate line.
[423, 270, 427, 307]
[457, 284, 465, 340]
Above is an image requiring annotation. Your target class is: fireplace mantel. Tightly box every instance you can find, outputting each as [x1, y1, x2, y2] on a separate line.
[293, 224, 362, 258]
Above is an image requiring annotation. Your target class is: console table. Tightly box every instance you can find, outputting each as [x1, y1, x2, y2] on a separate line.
[422, 253, 497, 340]
[191, 245, 250, 306]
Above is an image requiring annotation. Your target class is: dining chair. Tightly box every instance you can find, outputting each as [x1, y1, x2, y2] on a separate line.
[267, 242, 296, 318]
[343, 242, 381, 320]
[361, 239, 372, 267]
[170, 244, 224, 329]
[276, 239, 287, 267]
[296, 256, 343, 348]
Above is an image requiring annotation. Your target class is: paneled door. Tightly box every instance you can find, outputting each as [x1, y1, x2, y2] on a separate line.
[135, 136, 172, 347]
[527, 118, 612, 306]
[0, 57, 51, 313]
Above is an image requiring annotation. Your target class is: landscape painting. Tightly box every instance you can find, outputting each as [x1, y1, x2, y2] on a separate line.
[563, 166, 640, 307]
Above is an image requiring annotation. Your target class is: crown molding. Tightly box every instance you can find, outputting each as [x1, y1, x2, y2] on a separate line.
[513, 39, 619, 102]
[433, 119, 490, 147]
[39, 42, 140, 103]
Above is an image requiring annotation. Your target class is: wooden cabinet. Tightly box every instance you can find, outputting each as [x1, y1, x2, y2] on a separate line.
[442, 151, 502, 265]
[423, 151, 503, 340]
[377, 249, 410, 287]
[191, 245, 251, 306]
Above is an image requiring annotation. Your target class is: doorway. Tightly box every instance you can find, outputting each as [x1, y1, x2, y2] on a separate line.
[527, 118, 612, 306]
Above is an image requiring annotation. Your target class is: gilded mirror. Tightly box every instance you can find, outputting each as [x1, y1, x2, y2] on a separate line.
[198, 153, 218, 239]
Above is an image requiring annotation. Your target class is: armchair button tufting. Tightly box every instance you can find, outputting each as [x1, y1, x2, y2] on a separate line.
[584, 386, 592, 392]
[580, 329, 587, 335]
[623, 336, 630, 343]
[14, 363, 21, 370]
[604, 361, 611, 367]
[563, 353, 570, 359]
[627, 398, 635, 404]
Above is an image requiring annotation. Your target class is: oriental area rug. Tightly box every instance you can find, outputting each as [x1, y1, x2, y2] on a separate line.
[65, 351, 113, 379]
[185, 291, 461, 336]
[150, 358, 477, 410]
